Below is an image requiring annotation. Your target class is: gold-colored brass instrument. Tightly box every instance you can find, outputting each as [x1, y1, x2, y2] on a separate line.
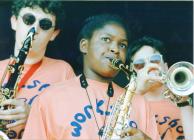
[162, 61, 194, 103]
[0, 131, 9, 140]
[0, 27, 36, 139]
[101, 59, 136, 139]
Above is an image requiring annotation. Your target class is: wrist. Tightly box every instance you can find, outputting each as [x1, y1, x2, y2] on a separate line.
[177, 97, 193, 107]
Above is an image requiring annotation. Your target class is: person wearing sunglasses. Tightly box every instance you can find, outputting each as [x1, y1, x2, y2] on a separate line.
[0, 0, 75, 139]
[126, 36, 192, 140]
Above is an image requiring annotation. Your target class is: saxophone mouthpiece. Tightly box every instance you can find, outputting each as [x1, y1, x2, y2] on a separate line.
[109, 58, 130, 76]
[109, 58, 124, 69]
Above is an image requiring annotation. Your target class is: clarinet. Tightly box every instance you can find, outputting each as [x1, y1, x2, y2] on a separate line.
[0, 27, 36, 137]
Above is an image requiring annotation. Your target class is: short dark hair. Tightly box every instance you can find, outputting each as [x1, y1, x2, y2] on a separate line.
[76, 13, 131, 74]
[126, 36, 167, 65]
[11, 0, 65, 30]
[77, 13, 131, 45]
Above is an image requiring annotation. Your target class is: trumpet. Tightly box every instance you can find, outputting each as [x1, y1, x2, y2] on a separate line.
[162, 61, 194, 103]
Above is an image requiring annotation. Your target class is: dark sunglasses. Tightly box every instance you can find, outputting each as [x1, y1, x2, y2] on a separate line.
[21, 13, 54, 30]
[133, 54, 162, 70]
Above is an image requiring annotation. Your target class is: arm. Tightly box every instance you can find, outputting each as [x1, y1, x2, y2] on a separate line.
[22, 97, 47, 139]
[175, 95, 193, 140]
[179, 105, 193, 140]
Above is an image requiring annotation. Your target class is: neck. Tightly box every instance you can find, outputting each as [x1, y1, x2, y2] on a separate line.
[14, 45, 45, 65]
[144, 85, 167, 101]
[24, 56, 43, 65]
[83, 68, 113, 83]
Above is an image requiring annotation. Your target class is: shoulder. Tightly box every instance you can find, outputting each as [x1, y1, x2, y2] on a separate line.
[0, 58, 9, 66]
[38, 76, 82, 102]
[43, 57, 72, 68]
[42, 57, 75, 76]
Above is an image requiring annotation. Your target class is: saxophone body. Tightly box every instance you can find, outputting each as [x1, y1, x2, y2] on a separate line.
[0, 27, 35, 138]
[101, 59, 137, 139]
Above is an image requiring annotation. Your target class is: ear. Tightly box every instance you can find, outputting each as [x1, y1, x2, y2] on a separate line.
[50, 29, 60, 41]
[79, 39, 89, 54]
[10, 15, 17, 31]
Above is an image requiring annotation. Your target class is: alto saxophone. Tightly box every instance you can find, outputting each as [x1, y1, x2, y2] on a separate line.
[0, 27, 36, 139]
[101, 59, 137, 139]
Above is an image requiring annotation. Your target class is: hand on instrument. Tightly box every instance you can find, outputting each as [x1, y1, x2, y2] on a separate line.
[120, 127, 151, 140]
[0, 99, 30, 128]
[135, 63, 166, 95]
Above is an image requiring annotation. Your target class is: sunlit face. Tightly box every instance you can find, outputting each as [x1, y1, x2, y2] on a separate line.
[83, 23, 128, 78]
[132, 45, 167, 76]
[11, 6, 59, 60]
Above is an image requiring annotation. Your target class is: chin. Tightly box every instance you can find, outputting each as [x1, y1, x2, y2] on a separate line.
[101, 69, 118, 79]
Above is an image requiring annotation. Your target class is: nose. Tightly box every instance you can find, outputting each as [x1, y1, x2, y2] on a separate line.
[145, 62, 161, 73]
[109, 42, 119, 54]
